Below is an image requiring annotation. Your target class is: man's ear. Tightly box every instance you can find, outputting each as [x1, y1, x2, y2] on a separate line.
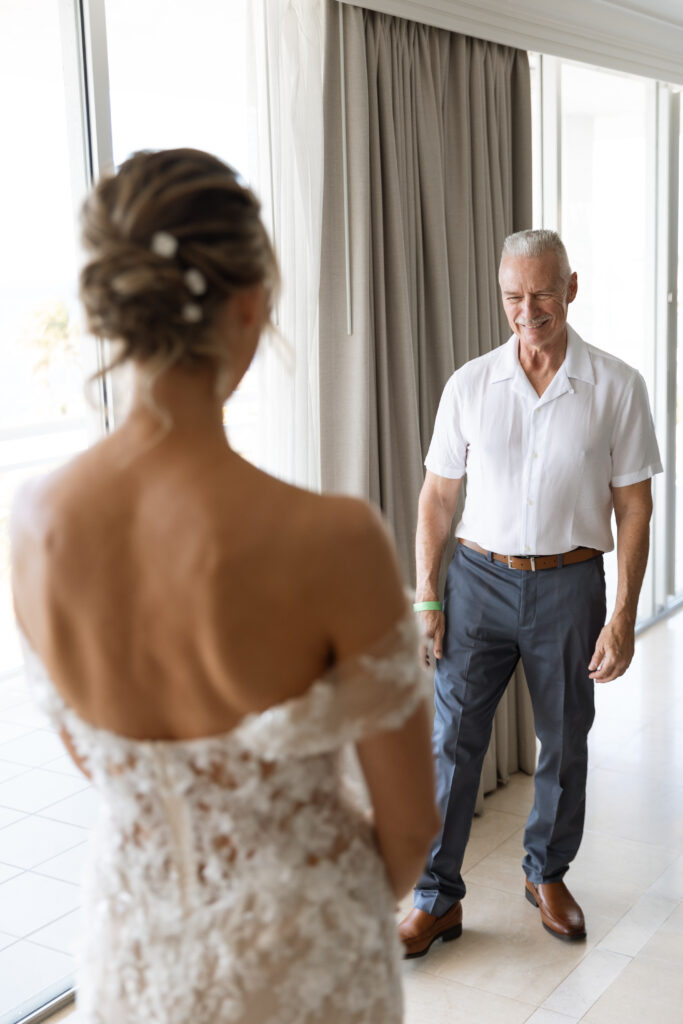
[567, 271, 578, 304]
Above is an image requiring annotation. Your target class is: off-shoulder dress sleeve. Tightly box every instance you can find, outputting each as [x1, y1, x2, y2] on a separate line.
[19, 631, 70, 728]
[18, 631, 95, 776]
[236, 611, 432, 760]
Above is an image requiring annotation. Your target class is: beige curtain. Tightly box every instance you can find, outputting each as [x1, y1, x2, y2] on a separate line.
[319, 3, 536, 804]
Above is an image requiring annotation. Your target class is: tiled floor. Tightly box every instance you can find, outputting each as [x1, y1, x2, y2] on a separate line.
[0, 669, 96, 1024]
[6, 608, 683, 1024]
[399, 606, 683, 1024]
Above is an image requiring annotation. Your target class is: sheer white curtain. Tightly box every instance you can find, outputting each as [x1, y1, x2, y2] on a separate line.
[247, 0, 324, 489]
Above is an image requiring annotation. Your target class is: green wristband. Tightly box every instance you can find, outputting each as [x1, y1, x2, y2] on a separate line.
[413, 601, 442, 612]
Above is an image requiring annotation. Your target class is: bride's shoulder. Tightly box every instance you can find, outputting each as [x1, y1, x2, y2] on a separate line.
[254, 475, 390, 556]
[12, 438, 114, 514]
[272, 483, 380, 536]
[10, 466, 68, 557]
[228, 472, 408, 656]
[10, 446, 106, 554]
[9, 463, 85, 643]
[295, 494, 409, 662]
[285, 491, 397, 581]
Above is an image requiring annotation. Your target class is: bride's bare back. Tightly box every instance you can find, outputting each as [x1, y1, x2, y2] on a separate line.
[11, 399, 406, 741]
[9, 146, 408, 744]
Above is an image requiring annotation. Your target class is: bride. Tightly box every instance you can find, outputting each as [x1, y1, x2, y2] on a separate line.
[10, 148, 438, 1023]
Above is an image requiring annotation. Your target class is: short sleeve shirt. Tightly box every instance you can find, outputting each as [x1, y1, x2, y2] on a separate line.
[425, 326, 662, 555]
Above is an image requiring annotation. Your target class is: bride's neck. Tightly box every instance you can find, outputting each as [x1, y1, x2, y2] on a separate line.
[125, 363, 228, 440]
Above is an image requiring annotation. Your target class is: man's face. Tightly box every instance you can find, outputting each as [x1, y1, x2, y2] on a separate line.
[499, 250, 578, 354]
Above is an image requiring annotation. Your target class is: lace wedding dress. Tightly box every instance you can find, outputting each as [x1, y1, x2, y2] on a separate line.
[21, 614, 427, 1023]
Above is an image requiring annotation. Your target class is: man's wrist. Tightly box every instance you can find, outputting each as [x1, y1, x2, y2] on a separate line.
[414, 579, 440, 602]
[610, 606, 637, 627]
[413, 600, 442, 612]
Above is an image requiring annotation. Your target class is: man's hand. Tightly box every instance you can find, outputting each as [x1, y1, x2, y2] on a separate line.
[589, 479, 651, 684]
[419, 610, 445, 666]
[588, 612, 635, 682]
[414, 472, 462, 669]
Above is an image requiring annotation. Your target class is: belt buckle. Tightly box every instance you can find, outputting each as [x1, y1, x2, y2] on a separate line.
[508, 554, 536, 570]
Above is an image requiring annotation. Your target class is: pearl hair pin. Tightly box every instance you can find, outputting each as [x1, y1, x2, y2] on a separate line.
[150, 231, 179, 259]
[184, 268, 207, 295]
[149, 232, 207, 322]
[181, 303, 203, 323]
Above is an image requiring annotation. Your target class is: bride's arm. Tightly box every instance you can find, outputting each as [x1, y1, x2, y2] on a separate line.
[355, 704, 438, 899]
[324, 499, 439, 898]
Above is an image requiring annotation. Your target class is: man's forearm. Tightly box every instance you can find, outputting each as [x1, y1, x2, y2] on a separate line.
[415, 496, 457, 600]
[414, 475, 463, 662]
[612, 511, 650, 623]
[590, 480, 652, 682]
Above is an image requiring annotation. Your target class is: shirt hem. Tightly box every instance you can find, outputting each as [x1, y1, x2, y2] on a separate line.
[454, 526, 615, 556]
[424, 459, 465, 480]
[611, 462, 663, 488]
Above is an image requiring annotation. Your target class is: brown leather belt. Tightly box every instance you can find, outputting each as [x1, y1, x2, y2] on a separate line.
[458, 538, 601, 572]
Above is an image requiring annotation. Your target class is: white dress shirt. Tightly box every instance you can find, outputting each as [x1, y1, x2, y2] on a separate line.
[425, 326, 662, 555]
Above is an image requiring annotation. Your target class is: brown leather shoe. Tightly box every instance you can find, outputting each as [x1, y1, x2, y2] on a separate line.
[398, 903, 463, 959]
[525, 879, 586, 941]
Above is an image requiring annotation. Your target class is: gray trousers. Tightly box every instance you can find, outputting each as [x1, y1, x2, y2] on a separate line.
[414, 543, 606, 916]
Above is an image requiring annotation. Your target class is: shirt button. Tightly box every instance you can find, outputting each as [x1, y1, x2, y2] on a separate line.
[527, 499, 533, 506]
[532, 452, 538, 459]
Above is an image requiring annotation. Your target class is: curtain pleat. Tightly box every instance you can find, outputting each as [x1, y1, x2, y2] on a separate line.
[320, 2, 536, 803]
[247, 0, 323, 490]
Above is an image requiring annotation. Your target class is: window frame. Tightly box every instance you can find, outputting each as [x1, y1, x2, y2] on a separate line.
[532, 53, 683, 628]
[0, 3, 113, 1020]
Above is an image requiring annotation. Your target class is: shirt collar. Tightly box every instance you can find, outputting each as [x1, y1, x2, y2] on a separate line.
[490, 336, 519, 383]
[489, 324, 595, 387]
[563, 325, 595, 385]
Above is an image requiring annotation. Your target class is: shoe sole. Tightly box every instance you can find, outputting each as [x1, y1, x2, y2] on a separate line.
[403, 922, 462, 959]
[525, 886, 586, 942]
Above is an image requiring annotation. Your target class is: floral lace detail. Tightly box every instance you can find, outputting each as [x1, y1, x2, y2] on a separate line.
[20, 613, 429, 1024]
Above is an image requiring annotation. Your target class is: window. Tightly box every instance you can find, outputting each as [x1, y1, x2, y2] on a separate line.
[560, 63, 655, 621]
[104, 0, 259, 464]
[676, 105, 683, 593]
[560, 64, 654, 388]
[532, 55, 681, 624]
[0, 2, 103, 1021]
[0, 2, 256, 1021]
[105, 0, 250, 170]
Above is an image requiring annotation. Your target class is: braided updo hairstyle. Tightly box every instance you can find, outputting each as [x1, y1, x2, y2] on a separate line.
[79, 148, 278, 380]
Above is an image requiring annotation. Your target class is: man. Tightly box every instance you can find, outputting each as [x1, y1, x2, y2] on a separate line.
[399, 229, 662, 957]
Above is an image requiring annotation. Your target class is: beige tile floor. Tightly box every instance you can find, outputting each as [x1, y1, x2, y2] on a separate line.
[0, 667, 94, 1024]
[398, 606, 683, 1024]
[37, 607, 683, 1023]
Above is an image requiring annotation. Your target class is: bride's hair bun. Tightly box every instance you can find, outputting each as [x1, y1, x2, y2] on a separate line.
[79, 148, 278, 370]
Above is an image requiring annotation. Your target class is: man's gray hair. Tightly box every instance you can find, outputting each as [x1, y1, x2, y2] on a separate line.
[501, 229, 572, 282]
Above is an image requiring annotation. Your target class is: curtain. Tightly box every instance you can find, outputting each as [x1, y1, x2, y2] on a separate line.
[319, 3, 536, 803]
[247, 0, 324, 489]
